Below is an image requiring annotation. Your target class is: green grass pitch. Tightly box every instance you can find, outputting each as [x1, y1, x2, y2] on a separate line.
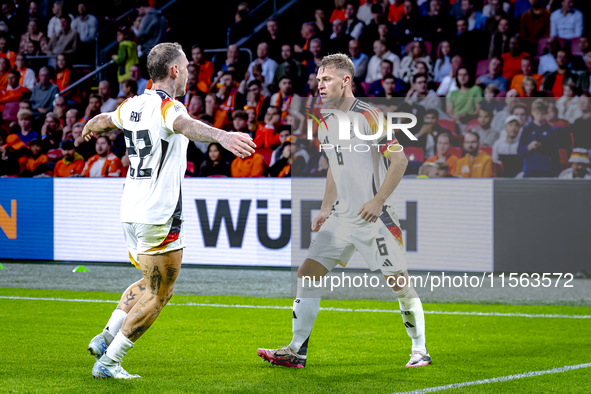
[1, 287, 590, 394]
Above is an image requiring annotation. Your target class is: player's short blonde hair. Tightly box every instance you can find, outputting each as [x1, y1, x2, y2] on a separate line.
[147, 42, 184, 82]
[318, 53, 354, 79]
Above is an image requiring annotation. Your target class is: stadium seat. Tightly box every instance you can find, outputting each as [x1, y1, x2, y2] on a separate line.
[438, 119, 457, 135]
[479, 146, 493, 156]
[559, 148, 569, 170]
[47, 149, 63, 161]
[476, 59, 491, 78]
[465, 119, 480, 132]
[2, 102, 19, 122]
[255, 148, 273, 166]
[493, 160, 504, 177]
[404, 147, 425, 162]
[570, 36, 583, 56]
[208, 174, 228, 178]
[185, 161, 195, 177]
[447, 146, 462, 158]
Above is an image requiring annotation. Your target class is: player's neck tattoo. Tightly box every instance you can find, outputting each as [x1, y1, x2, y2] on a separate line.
[152, 77, 175, 99]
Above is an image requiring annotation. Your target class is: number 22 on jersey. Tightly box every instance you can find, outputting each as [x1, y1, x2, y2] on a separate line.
[124, 129, 154, 179]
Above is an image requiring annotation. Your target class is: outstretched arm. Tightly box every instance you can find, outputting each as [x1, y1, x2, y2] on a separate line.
[173, 114, 256, 158]
[82, 113, 118, 141]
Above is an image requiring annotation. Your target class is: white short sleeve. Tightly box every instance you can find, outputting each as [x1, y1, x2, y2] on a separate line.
[162, 99, 188, 132]
[110, 108, 123, 129]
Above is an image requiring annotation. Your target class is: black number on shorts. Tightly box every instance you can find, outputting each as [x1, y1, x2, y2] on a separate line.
[376, 237, 388, 256]
[336, 150, 344, 165]
[123, 129, 153, 178]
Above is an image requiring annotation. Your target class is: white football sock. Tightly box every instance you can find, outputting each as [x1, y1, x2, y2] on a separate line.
[102, 331, 134, 366]
[289, 277, 322, 354]
[395, 284, 426, 353]
[103, 309, 127, 345]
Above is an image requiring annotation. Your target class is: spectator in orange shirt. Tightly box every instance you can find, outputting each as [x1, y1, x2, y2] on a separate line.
[217, 71, 245, 119]
[388, 0, 405, 23]
[231, 151, 264, 177]
[0, 134, 29, 176]
[270, 77, 301, 121]
[191, 44, 214, 87]
[0, 36, 16, 66]
[244, 105, 258, 134]
[329, 0, 347, 22]
[52, 96, 68, 125]
[541, 49, 578, 98]
[455, 132, 494, 178]
[55, 54, 73, 95]
[501, 37, 529, 82]
[425, 133, 458, 175]
[509, 57, 543, 96]
[205, 92, 229, 130]
[245, 80, 267, 120]
[182, 72, 200, 106]
[21, 139, 48, 176]
[0, 70, 30, 112]
[254, 106, 282, 149]
[54, 140, 85, 177]
[82, 135, 123, 177]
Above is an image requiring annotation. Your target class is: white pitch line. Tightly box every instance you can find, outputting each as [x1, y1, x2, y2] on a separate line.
[392, 362, 591, 394]
[0, 296, 590, 319]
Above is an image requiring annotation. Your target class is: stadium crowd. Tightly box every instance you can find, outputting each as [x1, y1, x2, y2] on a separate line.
[1, 0, 591, 179]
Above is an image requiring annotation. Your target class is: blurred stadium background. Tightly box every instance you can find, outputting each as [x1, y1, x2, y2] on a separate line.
[1, 0, 590, 392]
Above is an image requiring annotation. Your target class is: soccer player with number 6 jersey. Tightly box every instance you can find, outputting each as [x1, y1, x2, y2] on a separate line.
[81, 42, 256, 379]
[257, 54, 431, 368]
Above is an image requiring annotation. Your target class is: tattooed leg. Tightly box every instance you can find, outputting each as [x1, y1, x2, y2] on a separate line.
[117, 279, 147, 313]
[120, 249, 182, 342]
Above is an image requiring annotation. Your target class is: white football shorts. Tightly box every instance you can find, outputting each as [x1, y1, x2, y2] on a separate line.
[306, 207, 407, 276]
[122, 217, 185, 269]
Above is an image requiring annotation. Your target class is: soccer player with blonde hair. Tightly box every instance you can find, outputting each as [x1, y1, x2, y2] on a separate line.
[257, 53, 431, 368]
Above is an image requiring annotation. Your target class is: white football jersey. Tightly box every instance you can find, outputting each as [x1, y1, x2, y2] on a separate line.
[110, 89, 189, 224]
[318, 99, 403, 223]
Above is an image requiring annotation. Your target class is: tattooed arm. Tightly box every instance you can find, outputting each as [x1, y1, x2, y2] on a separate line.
[173, 114, 224, 143]
[173, 114, 256, 158]
[81, 113, 118, 141]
